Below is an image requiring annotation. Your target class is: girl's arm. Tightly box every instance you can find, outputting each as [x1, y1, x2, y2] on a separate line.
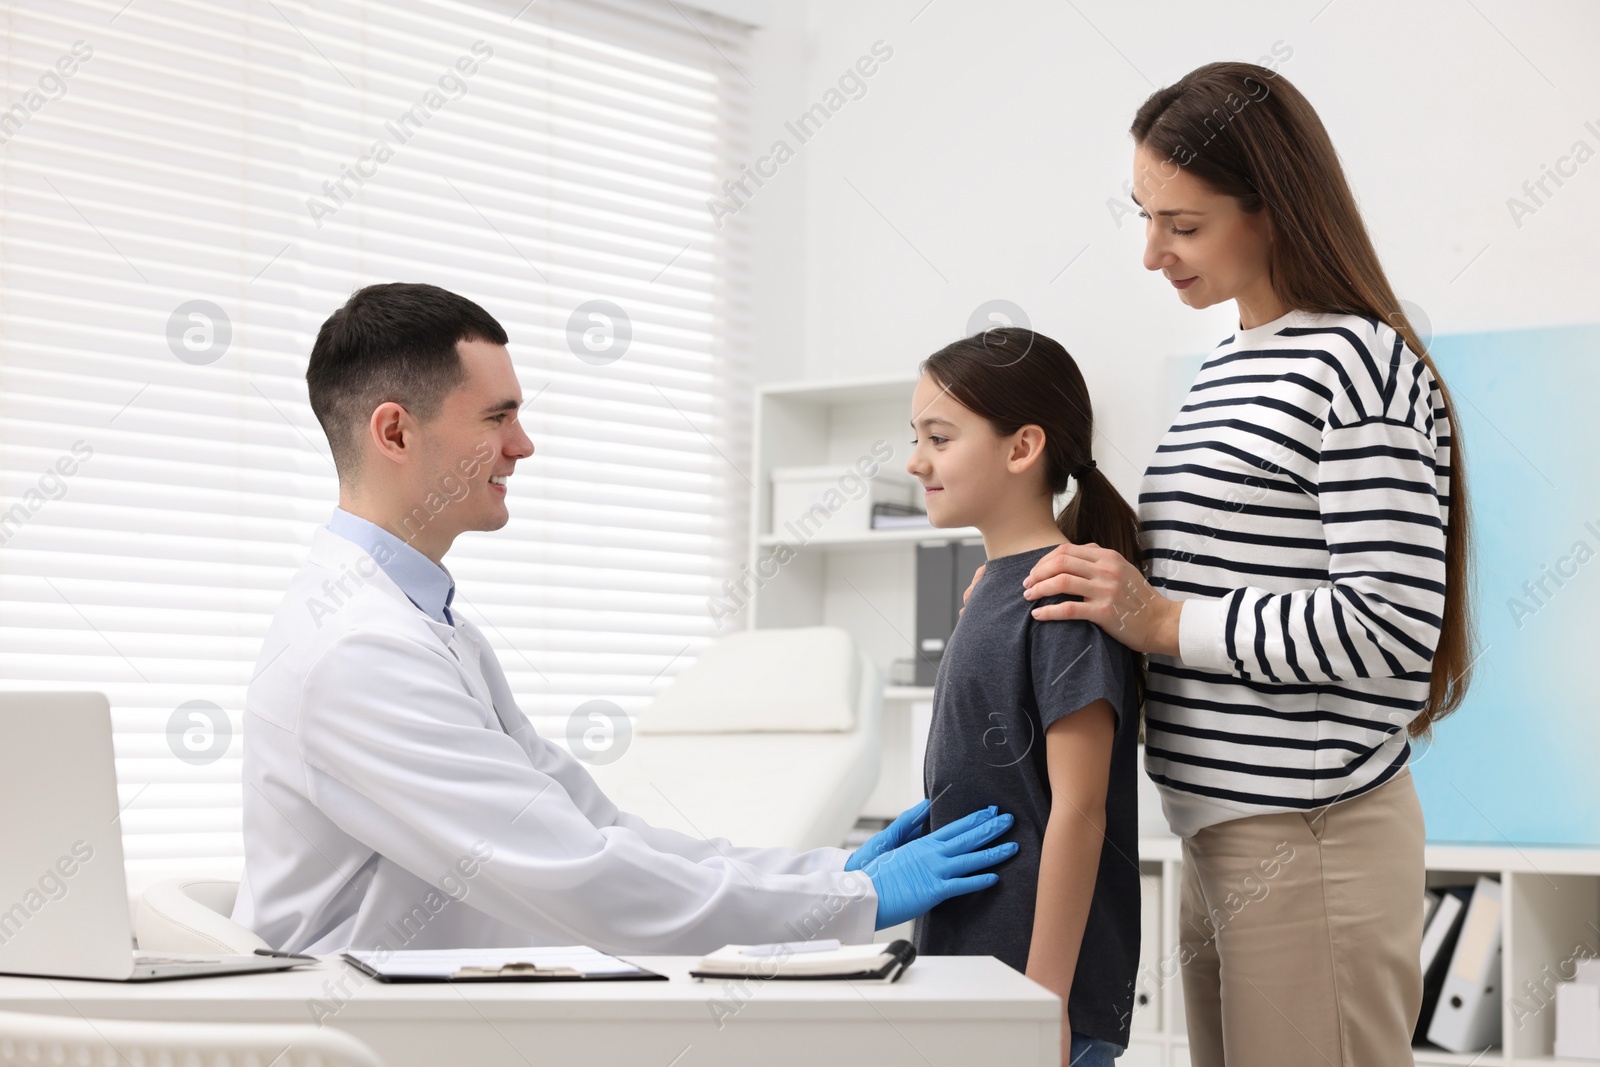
[1025, 697, 1116, 1054]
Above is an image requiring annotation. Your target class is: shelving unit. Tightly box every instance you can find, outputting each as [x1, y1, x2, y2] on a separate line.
[1126, 836, 1600, 1067]
[747, 374, 978, 817]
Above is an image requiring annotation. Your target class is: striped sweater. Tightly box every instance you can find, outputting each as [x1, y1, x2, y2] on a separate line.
[1139, 308, 1452, 837]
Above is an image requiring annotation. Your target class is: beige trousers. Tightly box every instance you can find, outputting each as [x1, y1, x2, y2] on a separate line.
[1178, 769, 1426, 1067]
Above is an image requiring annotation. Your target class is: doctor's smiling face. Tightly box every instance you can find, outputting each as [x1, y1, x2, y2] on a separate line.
[306, 282, 534, 564]
[394, 337, 534, 557]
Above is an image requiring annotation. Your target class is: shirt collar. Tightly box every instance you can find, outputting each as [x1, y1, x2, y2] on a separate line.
[325, 507, 455, 625]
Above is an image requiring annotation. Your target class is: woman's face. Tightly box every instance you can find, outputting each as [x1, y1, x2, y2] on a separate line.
[1131, 144, 1279, 321]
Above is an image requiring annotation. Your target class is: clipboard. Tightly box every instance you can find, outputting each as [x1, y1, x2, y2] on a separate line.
[340, 946, 668, 983]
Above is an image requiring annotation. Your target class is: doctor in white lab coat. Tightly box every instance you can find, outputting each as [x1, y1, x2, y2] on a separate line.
[233, 283, 1016, 955]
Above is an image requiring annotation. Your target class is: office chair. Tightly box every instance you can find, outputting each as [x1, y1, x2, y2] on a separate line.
[133, 877, 269, 954]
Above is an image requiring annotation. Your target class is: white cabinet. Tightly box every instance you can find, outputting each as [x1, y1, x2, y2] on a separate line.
[1120, 1039, 1164, 1067]
[1134, 836, 1600, 1066]
[745, 375, 980, 817]
[1132, 870, 1164, 1034]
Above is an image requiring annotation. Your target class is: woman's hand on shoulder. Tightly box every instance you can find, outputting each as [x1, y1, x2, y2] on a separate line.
[1021, 541, 1182, 658]
[959, 563, 985, 614]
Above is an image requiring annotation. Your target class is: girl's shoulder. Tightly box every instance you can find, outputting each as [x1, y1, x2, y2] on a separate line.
[1027, 610, 1140, 714]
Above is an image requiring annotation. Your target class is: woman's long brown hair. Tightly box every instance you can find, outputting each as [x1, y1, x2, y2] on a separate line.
[1130, 61, 1474, 738]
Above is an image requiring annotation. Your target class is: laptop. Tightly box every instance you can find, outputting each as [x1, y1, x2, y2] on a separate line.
[0, 691, 307, 981]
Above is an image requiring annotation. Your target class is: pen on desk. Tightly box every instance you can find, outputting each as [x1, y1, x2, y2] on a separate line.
[254, 947, 319, 961]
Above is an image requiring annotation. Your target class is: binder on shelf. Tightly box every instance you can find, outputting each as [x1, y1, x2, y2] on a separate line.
[1132, 873, 1163, 1033]
[870, 501, 930, 530]
[914, 544, 956, 686]
[1427, 876, 1503, 1054]
[953, 542, 986, 618]
[1415, 885, 1472, 1043]
[1422, 888, 1441, 931]
[913, 542, 987, 686]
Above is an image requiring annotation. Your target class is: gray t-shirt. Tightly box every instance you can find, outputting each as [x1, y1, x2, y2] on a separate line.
[913, 543, 1141, 1048]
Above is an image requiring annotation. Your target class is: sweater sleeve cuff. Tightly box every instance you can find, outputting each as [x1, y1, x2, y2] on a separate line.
[1178, 597, 1231, 672]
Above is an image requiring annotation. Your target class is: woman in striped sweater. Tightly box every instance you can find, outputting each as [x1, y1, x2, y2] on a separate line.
[1016, 62, 1477, 1066]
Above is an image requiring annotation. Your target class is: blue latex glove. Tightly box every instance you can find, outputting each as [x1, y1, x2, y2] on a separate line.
[844, 798, 931, 872]
[865, 806, 1018, 930]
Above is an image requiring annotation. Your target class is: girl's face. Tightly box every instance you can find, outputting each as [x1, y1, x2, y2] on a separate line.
[906, 372, 1034, 530]
[1132, 144, 1280, 322]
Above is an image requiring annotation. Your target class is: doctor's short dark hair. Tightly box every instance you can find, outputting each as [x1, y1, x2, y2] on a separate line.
[306, 282, 508, 479]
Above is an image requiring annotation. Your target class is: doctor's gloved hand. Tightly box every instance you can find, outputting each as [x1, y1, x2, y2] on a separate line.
[844, 798, 931, 872]
[865, 806, 1017, 930]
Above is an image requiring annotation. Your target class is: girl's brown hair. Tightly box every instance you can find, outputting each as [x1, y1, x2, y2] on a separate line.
[1130, 61, 1474, 737]
[922, 328, 1146, 702]
[921, 329, 1145, 572]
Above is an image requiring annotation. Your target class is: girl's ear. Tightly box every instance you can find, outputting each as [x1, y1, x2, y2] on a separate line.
[1006, 424, 1048, 475]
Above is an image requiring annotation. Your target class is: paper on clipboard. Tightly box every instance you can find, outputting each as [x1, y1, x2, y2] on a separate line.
[344, 945, 649, 980]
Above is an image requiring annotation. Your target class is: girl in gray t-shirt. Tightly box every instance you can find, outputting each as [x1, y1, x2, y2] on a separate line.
[906, 327, 1144, 1060]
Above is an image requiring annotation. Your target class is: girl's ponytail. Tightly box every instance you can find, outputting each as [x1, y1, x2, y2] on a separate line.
[1055, 461, 1143, 582]
[1056, 461, 1147, 710]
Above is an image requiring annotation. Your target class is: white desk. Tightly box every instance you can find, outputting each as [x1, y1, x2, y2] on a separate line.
[0, 955, 1060, 1067]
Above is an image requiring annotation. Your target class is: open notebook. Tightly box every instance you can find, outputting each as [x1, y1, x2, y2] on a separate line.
[690, 939, 916, 981]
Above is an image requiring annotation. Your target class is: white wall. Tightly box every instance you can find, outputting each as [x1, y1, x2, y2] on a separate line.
[742, 0, 813, 390]
[740, 0, 1600, 500]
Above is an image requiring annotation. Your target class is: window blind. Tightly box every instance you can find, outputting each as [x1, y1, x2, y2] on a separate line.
[0, 0, 753, 893]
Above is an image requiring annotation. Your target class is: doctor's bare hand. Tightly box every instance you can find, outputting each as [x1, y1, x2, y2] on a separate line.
[1021, 541, 1182, 658]
[865, 806, 1018, 930]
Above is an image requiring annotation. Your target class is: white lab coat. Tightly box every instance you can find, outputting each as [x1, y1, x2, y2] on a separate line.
[232, 527, 877, 954]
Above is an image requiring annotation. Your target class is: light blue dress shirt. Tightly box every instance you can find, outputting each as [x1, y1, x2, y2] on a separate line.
[325, 507, 455, 625]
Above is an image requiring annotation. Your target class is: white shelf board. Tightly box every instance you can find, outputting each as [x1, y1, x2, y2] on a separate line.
[1422, 842, 1600, 875]
[756, 374, 917, 406]
[883, 685, 934, 702]
[1139, 835, 1182, 862]
[1412, 1049, 1503, 1065]
[758, 526, 982, 550]
[1135, 833, 1600, 873]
